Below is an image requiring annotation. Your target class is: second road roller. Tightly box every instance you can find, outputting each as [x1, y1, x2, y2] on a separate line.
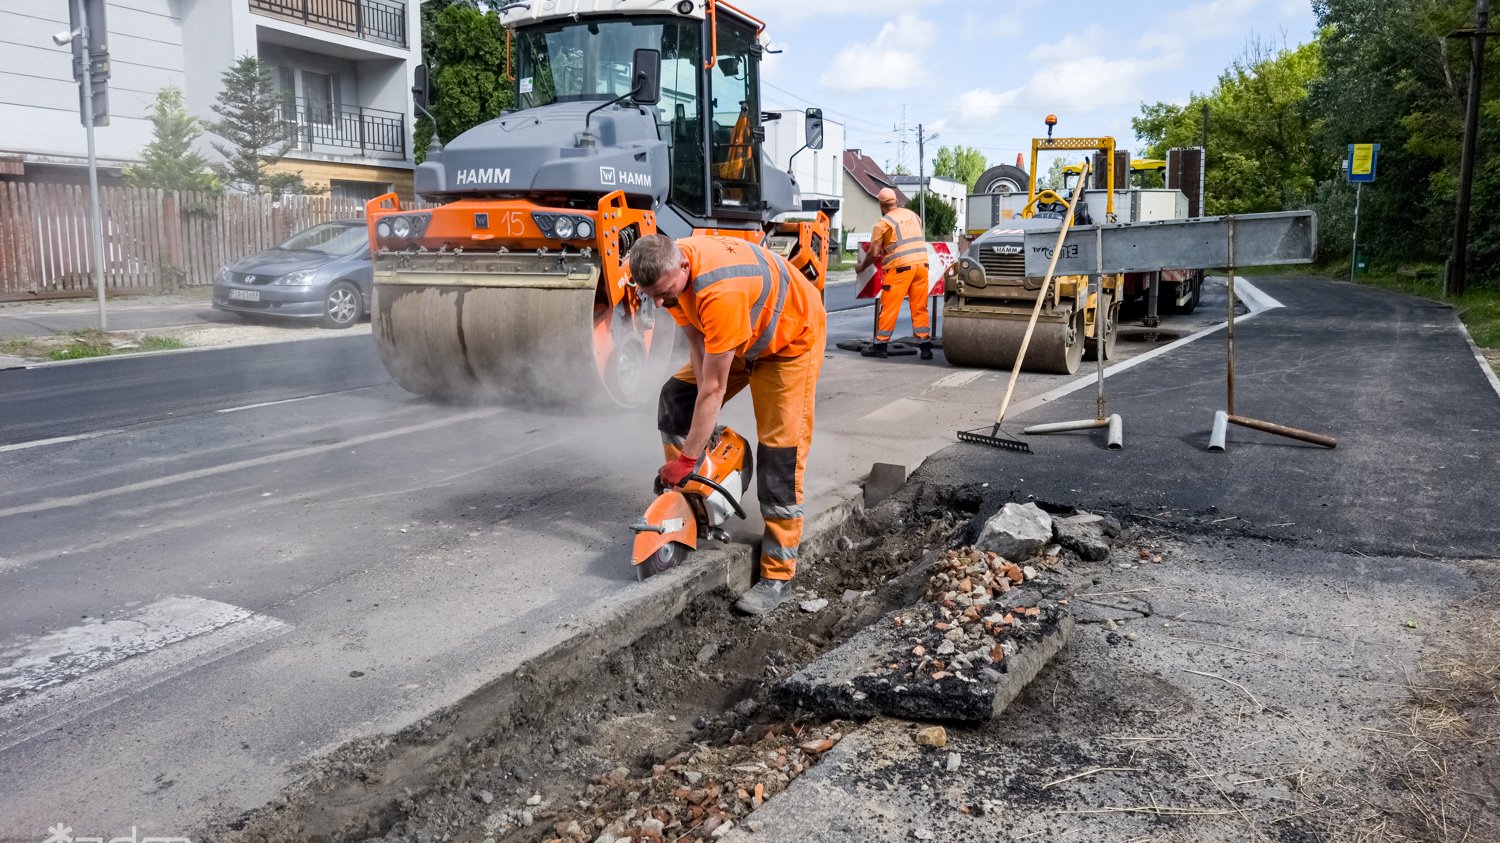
[364, 0, 833, 407]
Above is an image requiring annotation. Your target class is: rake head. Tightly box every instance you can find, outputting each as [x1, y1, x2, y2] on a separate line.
[957, 425, 1032, 454]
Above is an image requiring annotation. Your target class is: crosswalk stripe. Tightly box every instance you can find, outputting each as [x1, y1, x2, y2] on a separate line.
[0, 596, 289, 752]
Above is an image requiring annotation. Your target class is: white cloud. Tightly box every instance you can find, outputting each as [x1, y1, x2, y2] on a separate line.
[954, 87, 1018, 125]
[949, 28, 1171, 131]
[819, 14, 937, 93]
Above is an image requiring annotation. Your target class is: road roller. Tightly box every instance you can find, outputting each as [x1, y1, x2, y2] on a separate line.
[365, 0, 832, 407]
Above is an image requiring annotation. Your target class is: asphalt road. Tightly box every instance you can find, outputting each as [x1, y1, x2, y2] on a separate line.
[0, 281, 1229, 840]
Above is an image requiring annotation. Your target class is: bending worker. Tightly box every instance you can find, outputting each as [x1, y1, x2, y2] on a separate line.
[628, 234, 826, 616]
[854, 187, 932, 359]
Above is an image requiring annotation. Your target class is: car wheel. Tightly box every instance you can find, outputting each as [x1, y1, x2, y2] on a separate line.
[322, 281, 361, 329]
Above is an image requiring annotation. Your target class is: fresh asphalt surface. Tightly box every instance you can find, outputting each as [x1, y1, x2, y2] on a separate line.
[916, 277, 1500, 560]
[1, 275, 1496, 839]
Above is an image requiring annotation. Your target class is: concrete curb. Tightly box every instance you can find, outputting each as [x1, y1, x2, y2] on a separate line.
[229, 490, 868, 834]
[1458, 317, 1500, 400]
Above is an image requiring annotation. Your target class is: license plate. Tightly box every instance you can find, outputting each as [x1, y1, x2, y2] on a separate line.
[228, 289, 260, 302]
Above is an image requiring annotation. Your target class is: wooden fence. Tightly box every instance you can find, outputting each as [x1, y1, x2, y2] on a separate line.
[0, 183, 388, 300]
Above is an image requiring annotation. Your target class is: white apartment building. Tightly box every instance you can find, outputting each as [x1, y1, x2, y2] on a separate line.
[0, 0, 421, 201]
[759, 107, 844, 234]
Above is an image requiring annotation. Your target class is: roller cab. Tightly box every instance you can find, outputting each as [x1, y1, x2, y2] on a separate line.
[366, 1, 834, 407]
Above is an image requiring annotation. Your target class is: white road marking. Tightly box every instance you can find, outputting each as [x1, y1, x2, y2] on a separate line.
[1002, 278, 1282, 421]
[860, 396, 932, 423]
[217, 392, 340, 413]
[0, 408, 500, 519]
[0, 596, 289, 752]
[931, 369, 987, 388]
[0, 429, 125, 454]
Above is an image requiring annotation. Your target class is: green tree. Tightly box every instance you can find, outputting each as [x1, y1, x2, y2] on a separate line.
[932, 145, 988, 191]
[1134, 38, 1322, 215]
[207, 56, 317, 196]
[123, 87, 219, 193]
[1308, 0, 1495, 274]
[911, 192, 957, 240]
[414, 3, 513, 161]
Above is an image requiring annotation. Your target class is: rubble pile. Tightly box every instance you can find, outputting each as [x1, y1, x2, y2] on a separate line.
[889, 547, 1064, 687]
[514, 720, 846, 843]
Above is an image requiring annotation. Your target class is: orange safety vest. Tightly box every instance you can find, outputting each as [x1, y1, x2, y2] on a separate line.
[668, 236, 824, 360]
[876, 208, 927, 271]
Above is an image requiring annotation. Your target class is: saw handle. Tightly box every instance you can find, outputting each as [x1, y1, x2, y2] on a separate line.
[654, 473, 747, 520]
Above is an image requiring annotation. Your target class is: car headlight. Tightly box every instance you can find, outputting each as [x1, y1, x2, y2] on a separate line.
[376, 220, 391, 238]
[391, 217, 412, 238]
[217, 266, 232, 284]
[275, 269, 318, 286]
[575, 219, 594, 239]
[553, 216, 575, 240]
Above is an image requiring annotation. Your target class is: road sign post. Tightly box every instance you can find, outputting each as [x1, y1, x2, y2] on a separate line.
[1346, 144, 1378, 284]
[64, 0, 111, 329]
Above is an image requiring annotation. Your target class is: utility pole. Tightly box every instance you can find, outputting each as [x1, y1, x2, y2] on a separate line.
[1448, 0, 1490, 296]
[915, 124, 941, 236]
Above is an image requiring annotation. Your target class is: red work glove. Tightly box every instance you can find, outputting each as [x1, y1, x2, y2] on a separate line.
[659, 452, 702, 486]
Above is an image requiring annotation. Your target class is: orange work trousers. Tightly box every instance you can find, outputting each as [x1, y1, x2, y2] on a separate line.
[874, 263, 931, 342]
[658, 333, 825, 581]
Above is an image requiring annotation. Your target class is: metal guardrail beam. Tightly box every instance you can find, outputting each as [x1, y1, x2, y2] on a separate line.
[1023, 210, 1317, 276]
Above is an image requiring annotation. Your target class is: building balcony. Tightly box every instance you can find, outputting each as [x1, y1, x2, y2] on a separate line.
[283, 97, 406, 160]
[251, 0, 408, 49]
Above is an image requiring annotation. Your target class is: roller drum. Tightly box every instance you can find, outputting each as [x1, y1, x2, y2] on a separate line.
[373, 266, 672, 407]
[942, 306, 1085, 375]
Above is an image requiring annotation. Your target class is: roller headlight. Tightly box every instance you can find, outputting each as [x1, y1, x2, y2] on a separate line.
[275, 269, 318, 286]
[575, 219, 594, 239]
[553, 216, 575, 240]
[376, 220, 391, 238]
[391, 216, 412, 238]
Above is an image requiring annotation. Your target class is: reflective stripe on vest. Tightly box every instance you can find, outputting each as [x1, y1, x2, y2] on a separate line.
[688, 242, 788, 360]
[745, 251, 793, 361]
[881, 211, 927, 267]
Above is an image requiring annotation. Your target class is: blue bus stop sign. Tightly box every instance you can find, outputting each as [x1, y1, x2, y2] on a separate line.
[1348, 143, 1379, 183]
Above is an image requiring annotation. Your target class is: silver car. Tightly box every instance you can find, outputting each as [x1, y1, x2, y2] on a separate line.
[212, 220, 372, 329]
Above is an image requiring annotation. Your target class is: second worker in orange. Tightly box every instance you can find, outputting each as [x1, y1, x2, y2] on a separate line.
[854, 187, 933, 360]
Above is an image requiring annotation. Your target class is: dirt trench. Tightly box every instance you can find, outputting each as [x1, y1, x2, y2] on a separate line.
[221, 482, 986, 843]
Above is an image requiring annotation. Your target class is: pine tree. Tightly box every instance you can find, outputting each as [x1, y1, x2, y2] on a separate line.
[206, 55, 312, 195]
[123, 87, 219, 192]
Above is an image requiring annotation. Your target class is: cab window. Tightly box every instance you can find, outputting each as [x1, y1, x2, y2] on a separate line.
[708, 22, 760, 213]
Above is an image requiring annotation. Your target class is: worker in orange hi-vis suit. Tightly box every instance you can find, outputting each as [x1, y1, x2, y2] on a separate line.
[854, 187, 933, 360]
[627, 234, 826, 616]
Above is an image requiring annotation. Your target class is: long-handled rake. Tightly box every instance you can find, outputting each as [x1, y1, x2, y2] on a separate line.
[959, 161, 1092, 453]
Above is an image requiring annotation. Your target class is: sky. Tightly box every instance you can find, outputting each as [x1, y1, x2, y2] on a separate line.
[746, 0, 1319, 176]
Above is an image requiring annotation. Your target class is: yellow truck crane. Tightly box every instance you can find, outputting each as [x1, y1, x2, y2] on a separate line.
[364, 0, 833, 406]
[945, 124, 1203, 374]
[943, 132, 1123, 375]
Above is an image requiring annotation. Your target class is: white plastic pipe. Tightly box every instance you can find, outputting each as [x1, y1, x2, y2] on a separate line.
[1209, 409, 1228, 452]
[1106, 413, 1123, 450]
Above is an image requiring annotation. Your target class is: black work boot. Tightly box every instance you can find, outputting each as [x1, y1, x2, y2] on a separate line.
[861, 342, 889, 358]
[919, 341, 933, 360]
[734, 578, 789, 615]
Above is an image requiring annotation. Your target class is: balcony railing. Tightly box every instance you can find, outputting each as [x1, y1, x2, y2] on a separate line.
[282, 97, 406, 158]
[251, 0, 408, 49]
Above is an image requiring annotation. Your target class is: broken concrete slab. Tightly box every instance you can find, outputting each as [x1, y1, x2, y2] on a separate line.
[1053, 514, 1114, 562]
[975, 502, 1053, 561]
[774, 561, 1073, 725]
[864, 462, 906, 509]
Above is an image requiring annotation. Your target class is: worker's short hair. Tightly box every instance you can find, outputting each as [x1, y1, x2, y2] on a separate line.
[627, 234, 683, 289]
